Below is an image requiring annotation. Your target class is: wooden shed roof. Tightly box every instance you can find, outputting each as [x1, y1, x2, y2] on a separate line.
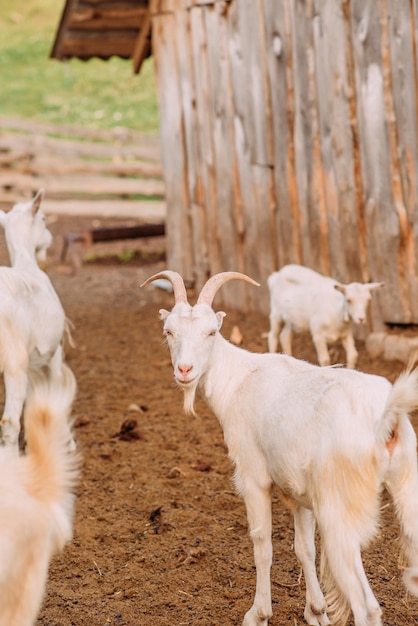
[50, 0, 151, 74]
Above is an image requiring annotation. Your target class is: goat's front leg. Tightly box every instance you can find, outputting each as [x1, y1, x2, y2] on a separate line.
[267, 316, 281, 353]
[341, 332, 358, 369]
[293, 507, 330, 626]
[242, 485, 273, 626]
[279, 323, 293, 356]
[311, 333, 330, 367]
[1, 369, 28, 449]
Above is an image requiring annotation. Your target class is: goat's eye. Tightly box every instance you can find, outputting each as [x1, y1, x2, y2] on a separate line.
[164, 329, 173, 337]
[208, 330, 216, 337]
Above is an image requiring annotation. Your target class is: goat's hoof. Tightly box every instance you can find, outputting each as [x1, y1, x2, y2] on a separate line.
[242, 606, 271, 626]
[304, 608, 331, 626]
[0, 434, 18, 448]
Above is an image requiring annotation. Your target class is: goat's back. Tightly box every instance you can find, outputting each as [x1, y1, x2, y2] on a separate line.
[0, 266, 65, 364]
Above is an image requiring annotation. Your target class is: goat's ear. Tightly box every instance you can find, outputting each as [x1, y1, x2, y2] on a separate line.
[0, 210, 6, 228]
[159, 309, 170, 321]
[334, 283, 346, 295]
[32, 188, 45, 214]
[368, 282, 384, 291]
[216, 311, 226, 329]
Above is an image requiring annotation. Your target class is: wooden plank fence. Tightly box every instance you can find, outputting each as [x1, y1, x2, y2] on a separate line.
[151, 0, 418, 325]
[0, 117, 166, 221]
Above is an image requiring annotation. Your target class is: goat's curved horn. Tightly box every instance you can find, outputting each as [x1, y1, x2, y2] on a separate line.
[140, 271, 188, 304]
[197, 272, 260, 306]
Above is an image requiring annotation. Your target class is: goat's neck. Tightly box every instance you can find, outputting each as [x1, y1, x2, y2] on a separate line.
[9, 248, 39, 272]
[199, 336, 252, 426]
[341, 296, 350, 323]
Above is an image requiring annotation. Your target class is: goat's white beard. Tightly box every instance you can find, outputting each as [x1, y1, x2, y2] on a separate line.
[183, 384, 197, 416]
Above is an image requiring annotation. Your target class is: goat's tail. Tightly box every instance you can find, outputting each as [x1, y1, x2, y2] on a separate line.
[378, 360, 418, 598]
[319, 555, 351, 626]
[23, 364, 81, 547]
[378, 362, 418, 445]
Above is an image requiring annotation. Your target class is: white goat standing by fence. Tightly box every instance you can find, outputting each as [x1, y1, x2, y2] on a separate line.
[0, 189, 68, 447]
[267, 264, 383, 368]
[0, 363, 80, 626]
[142, 270, 418, 626]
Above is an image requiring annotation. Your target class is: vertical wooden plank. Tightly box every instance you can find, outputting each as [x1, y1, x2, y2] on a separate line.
[350, 0, 410, 323]
[174, 7, 210, 290]
[385, 0, 418, 319]
[250, 0, 278, 300]
[407, 0, 418, 324]
[311, 0, 364, 283]
[204, 4, 250, 309]
[234, 0, 274, 166]
[311, 0, 342, 279]
[378, 0, 412, 323]
[152, 8, 194, 283]
[226, 1, 277, 310]
[412, 0, 418, 131]
[251, 165, 277, 312]
[226, 1, 260, 308]
[189, 7, 223, 284]
[304, 0, 330, 277]
[341, 0, 370, 283]
[264, 0, 302, 269]
[290, 0, 327, 271]
[153, 0, 180, 12]
[289, 0, 311, 268]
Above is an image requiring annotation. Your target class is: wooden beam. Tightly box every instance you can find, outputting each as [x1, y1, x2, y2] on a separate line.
[55, 36, 138, 59]
[50, 0, 78, 60]
[61, 223, 165, 263]
[80, 0, 149, 6]
[67, 8, 148, 30]
[132, 11, 152, 73]
[0, 172, 165, 199]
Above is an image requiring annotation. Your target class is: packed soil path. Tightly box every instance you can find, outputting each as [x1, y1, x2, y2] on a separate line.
[3, 214, 417, 626]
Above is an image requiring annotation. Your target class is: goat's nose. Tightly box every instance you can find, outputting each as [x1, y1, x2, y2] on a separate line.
[357, 317, 365, 324]
[178, 364, 193, 376]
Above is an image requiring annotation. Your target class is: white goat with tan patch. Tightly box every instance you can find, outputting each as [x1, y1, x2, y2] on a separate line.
[0, 364, 80, 626]
[267, 264, 383, 368]
[0, 189, 67, 447]
[143, 270, 418, 626]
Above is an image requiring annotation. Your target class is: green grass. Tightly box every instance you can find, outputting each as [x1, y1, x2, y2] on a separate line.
[0, 0, 160, 133]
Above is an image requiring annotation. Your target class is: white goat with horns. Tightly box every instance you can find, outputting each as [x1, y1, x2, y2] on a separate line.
[142, 270, 418, 626]
[0, 189, 69, 448]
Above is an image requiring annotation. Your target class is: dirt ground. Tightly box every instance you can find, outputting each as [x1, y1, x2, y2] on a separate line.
[6, 212, 418, 626]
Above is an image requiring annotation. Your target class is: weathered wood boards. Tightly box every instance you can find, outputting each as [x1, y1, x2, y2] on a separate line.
[152, 0, 418, 324]
[0, 118, 165, 221]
